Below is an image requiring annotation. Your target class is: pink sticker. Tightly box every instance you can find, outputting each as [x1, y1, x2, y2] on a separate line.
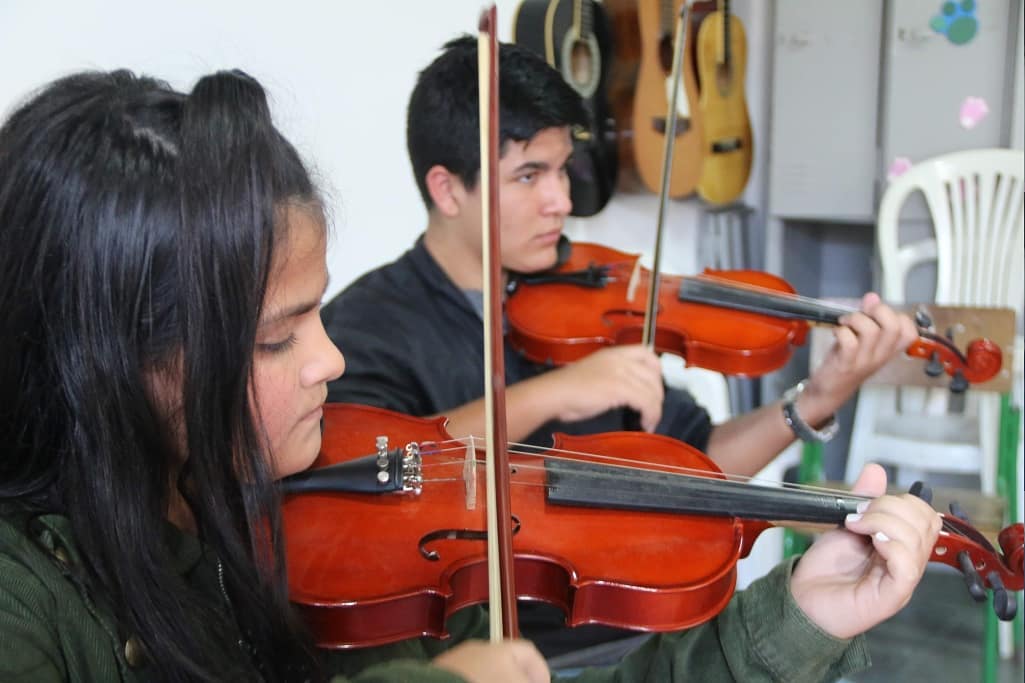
[959, 96, 989, 129]
[887, 157, 913, 181]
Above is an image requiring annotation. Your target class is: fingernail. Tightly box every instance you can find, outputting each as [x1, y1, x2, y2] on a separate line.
[874, 531, 891, 542]
[845, 513, 862, 523]
[856, 500, 870, 514]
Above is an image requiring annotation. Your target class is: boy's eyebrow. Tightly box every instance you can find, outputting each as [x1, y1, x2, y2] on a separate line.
[511, 161, 548, 174]
[259, 276, 330, 328]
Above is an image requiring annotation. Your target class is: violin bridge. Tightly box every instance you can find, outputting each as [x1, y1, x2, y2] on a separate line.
[463, 436, 477, 510]
[626, 257, 642, 303]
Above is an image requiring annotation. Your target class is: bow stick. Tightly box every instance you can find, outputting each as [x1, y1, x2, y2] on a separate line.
[642, 2, 690, 347]
[478, 4, 519, 641]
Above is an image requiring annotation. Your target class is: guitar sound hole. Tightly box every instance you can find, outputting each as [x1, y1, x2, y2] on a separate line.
[570, 41, 592, 88]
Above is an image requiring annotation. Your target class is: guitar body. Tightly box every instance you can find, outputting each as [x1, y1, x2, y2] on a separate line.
[630, 0, 705, 197]
[695, 6, 753, 205]
[514, 0, 618, 216]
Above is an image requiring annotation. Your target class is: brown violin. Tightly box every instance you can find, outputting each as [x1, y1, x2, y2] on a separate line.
[505, 242, 1003, 390]
[281, 403, 1024, 648]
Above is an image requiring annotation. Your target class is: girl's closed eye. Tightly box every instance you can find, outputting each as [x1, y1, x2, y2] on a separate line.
[258, 334, 297, 354]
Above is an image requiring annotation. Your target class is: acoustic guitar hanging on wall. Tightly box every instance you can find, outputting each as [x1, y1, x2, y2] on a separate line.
[513, 0, 618, 216]
[628, 0, 710, 198]
[695, 0, 753, 205]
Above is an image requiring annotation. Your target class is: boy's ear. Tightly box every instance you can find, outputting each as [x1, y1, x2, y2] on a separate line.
[425, 165, 467, 217]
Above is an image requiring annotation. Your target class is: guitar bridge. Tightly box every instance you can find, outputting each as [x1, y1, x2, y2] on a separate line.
[711, 138, 744, 153]
[652, 116, 691, 136]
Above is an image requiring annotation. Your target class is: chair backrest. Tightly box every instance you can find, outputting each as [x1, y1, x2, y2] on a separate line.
[877, 148, 1024, 318]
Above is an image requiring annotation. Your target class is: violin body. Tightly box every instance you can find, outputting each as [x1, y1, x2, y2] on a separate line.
[505, 241, 1003, 385]
[283, 403, 752, 648]
[506, 241, 808, 375]
[283, 404, 1024, 648]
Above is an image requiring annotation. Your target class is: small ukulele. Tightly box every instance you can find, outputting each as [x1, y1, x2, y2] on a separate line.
[695, 0, 753, 205]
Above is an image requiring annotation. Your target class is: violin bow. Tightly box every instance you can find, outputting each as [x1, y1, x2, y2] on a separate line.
[642, 2, 690, 347]
[478, 4, 519, 640]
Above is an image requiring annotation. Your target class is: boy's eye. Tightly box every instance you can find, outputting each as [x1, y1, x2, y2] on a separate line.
[257, 334, 297, 353]
[517, 172, 536, 184]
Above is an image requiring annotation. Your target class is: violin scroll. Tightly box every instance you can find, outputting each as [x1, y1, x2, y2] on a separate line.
[928, 513, 1023, 620]
[905, 333, 1003, 392]
[909, 480, 1021, 619]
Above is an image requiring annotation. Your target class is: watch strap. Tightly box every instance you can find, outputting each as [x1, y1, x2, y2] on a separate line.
[781, 380, 839, 443]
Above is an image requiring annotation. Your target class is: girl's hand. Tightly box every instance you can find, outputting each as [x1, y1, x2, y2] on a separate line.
[433, 639, 550, 683]
[790, 463, 942, 639]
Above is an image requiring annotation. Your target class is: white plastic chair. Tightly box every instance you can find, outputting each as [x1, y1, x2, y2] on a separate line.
[845, 149, 1023, 491]
[844, 149, 1024, 662]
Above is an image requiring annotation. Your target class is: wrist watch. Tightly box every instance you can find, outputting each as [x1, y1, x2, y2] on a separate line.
[781, 380, 839, 443]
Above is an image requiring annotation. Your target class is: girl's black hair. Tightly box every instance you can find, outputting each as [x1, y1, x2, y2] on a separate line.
[406, 35, 588, 208]
[0, 69, 322, 681]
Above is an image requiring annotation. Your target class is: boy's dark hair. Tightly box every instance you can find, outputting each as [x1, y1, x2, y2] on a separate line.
[406, 35, 587, 208]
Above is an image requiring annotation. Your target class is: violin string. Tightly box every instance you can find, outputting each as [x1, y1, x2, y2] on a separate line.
[417, 444, 875, 508]
[374, 437, 968, 539]
[415, 472, 969, 542]
[415, 436, 873, 500]
[401, 438, 970, 536]
[579, 255, 853, 315]
[646, 271, 974, 364]
[673, 272, 861, 315]
[417, 463, 971, 539]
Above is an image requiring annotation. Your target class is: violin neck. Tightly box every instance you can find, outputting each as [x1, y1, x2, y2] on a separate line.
[545, 459, 861, 525]
[677, 277, 851, 325]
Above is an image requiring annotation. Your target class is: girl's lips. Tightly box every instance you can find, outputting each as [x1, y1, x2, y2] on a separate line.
[534, 230, 562, 245]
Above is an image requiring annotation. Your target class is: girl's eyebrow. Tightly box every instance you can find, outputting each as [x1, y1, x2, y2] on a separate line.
[259, 276, 330, 328]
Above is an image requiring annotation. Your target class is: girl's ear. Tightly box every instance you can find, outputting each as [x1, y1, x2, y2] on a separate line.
[425, 165, 468, 218]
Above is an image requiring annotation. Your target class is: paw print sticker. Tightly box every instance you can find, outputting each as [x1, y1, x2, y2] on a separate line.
[930, 0, 978, 45]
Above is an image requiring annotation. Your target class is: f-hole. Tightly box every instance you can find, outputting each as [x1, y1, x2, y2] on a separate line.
[419, 515, 522, 561]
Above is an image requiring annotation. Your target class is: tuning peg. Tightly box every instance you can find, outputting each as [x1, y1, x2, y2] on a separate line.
[914, 308, 933, 329]
[949, 370, 969, 394]
[924, 352, 945, 377]
[948, 501, 971, 523]
[986, 572, 1018, 621]
[909, 481, 933, 504]
[958, 551, 988, 602]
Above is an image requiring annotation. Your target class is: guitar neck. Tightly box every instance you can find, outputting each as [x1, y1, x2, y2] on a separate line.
[576, 0, 588, 37]
[660, 0, 674, 37]
[721, 0, 732, 70]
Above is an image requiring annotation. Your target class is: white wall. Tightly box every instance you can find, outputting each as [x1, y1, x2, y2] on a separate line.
[0, 0, 772, 301]
[1013, 0, 1025, 150]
